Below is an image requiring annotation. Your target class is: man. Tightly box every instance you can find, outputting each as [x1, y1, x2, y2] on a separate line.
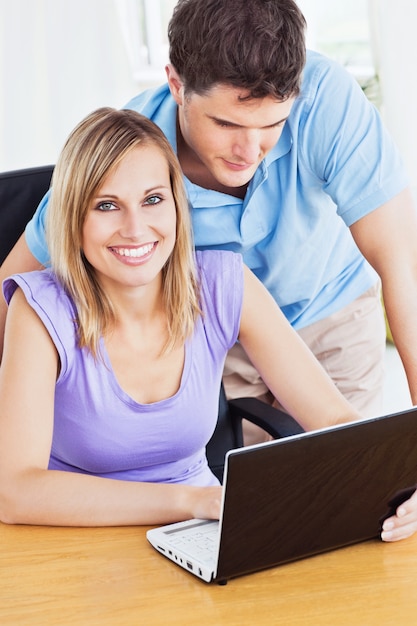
[2, 0, 417, 442]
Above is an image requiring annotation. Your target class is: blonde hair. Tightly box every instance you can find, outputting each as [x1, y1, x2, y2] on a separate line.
[47, 107, 201, 357]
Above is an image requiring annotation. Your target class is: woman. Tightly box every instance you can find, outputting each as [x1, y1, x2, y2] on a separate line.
[0, 108, 415, 539]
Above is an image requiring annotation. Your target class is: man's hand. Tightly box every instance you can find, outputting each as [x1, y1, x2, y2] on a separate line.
[381, 488, 417, 541]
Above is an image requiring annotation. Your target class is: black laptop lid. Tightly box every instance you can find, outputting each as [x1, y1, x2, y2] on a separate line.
[216, 408, 417, 581]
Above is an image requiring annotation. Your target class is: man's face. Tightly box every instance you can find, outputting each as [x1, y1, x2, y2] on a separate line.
[167, 66, 295, 190]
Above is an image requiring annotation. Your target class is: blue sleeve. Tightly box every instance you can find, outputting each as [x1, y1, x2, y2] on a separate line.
[298, 53, 409, 226]
[24, 189, 51, 265]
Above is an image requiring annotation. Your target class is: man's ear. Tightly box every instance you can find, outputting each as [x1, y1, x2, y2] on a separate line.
[165, 64, 184, 105]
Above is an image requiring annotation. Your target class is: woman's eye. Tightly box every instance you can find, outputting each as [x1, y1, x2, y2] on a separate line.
[144, 195, 162, 206]
[97, 201, 117, 211]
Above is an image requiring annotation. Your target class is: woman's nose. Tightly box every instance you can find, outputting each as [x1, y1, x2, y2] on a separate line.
[119, 208, 146, 239]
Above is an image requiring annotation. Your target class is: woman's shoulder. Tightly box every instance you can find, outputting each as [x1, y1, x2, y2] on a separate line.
[194, 250, 244, 348]
[195, 250, 244, 301]
[195, 249, 243, 276]
[3, 269, 77, 380]
[3, 269, 70, 309]
[3, 269, 77, 341]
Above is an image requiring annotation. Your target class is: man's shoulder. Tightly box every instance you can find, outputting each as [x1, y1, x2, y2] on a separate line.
[304, 49, 342, 75]
[290, 49, 360, 126]
[123, 83, 177, 148]
[123, 83, 172, 117]
[301, 50, 355, 96]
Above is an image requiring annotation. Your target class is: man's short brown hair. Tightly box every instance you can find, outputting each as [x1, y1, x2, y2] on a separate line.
[168, 0, 306, 100]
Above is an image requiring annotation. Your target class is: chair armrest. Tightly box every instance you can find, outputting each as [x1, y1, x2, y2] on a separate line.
[228, 397, 305, 439]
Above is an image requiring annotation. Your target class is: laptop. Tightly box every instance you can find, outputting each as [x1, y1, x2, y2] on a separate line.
[147, 407, 417, 583]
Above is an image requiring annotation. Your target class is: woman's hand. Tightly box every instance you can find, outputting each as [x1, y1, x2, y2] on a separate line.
[188, 486, 223, 520]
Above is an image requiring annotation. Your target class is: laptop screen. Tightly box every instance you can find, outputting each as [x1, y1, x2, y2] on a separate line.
[215, 408, 417, 580]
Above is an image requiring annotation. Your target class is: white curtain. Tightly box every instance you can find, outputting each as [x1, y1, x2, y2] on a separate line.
[0, 0, 146, 170]
[368, 0, 417, 201]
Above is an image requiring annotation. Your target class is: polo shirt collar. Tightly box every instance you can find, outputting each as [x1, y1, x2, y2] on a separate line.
[247, 123, 292, 196]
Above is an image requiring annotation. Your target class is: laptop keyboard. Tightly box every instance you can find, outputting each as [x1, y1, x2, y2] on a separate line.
[167, 521, 219, 565]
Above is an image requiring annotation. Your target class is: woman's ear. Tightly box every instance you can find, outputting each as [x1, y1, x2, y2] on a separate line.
[165, 64, 185, 106]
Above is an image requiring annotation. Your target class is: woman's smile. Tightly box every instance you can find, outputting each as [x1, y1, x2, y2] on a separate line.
[109, 242, 158, 263]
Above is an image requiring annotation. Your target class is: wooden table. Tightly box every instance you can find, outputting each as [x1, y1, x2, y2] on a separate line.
[1, 522, 417, 625]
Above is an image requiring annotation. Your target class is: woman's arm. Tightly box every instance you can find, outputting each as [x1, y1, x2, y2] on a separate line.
[0, 234, 44, 362]
[0, 289, 221, 527]
[238, 265, 361, 431]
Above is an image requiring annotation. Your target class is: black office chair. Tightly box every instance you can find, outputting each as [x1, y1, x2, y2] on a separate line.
[207, 386, 304, 482]
[0, 165, 304, 483]
[0, 165, 54, 265]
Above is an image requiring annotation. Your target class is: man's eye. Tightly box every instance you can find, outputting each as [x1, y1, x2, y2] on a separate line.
[97, 202, 117, 211]
[144, 195, 162, 205]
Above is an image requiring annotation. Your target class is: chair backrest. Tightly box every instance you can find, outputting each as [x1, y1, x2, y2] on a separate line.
[0, 165, 54, 264]
[205, 385, 244, 483]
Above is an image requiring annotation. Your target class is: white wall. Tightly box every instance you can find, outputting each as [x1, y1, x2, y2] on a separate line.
[2, 0, 416, 195]
[0, 0, 141, 170]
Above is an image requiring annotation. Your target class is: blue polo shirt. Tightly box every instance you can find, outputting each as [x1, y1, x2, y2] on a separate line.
[25, 51, 408, 329]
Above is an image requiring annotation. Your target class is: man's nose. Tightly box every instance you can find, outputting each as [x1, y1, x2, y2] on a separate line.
[232, 130, 261, 163]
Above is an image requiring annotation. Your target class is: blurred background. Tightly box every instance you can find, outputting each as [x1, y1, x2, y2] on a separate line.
[2, 0, 416, 198]
[0, 0, 413, 411]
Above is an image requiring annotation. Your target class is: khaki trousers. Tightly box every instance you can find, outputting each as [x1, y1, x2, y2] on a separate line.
[223, 284, 386, 445]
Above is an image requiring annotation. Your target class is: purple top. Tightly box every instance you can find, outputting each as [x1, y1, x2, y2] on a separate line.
[3, 250, 243, 487]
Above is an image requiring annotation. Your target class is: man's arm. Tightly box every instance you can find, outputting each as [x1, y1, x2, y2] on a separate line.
[0, 234, 44, 361]
[350, 187, 417, 404]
